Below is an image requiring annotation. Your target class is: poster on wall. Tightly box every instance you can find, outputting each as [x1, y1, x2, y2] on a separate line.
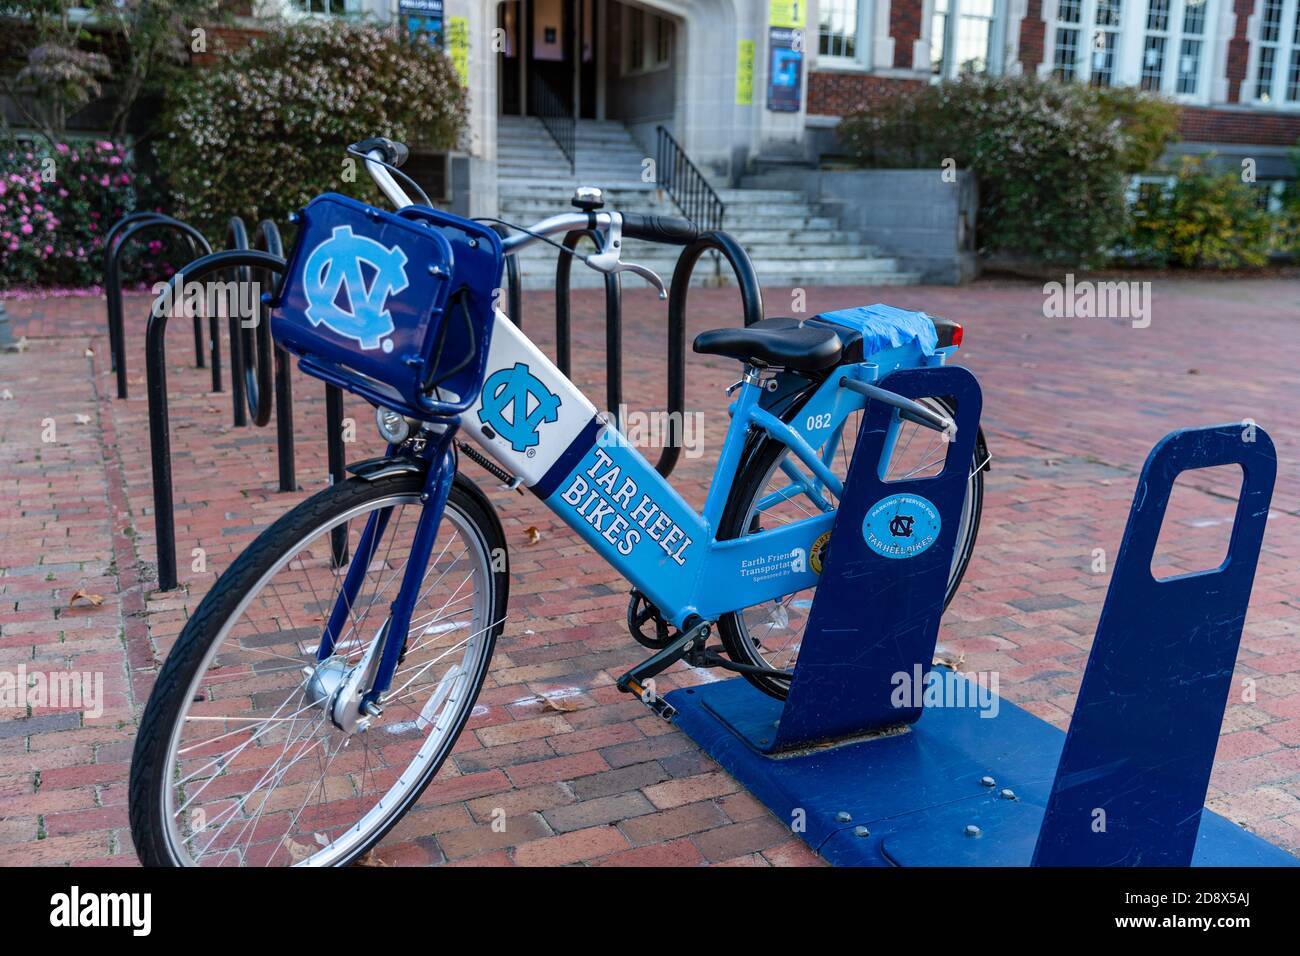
[399, 0, 444, 47]
[766, 27, 802, 112]
[736, 39, 755, 105]
[767, 0, 805, 29]
[447, 16, 470, 86]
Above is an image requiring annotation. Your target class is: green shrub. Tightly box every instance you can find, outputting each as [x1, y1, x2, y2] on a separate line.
[1129, 156, 1273, 269]
[1094, 86, 1183, 174]
[154, 20, 466, 235]
[839, 75, 1181, 267]
[1274, 146, 1300, 257]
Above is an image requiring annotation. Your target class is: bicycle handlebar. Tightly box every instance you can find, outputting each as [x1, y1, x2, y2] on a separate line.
[619, 213, 700, 245]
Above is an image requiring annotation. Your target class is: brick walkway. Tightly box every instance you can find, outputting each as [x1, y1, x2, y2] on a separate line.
[2, 276, 1298, 866]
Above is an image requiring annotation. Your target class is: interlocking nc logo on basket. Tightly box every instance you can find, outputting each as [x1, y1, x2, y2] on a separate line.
[302, 225, 410, 352]
[479, 362, 562, 453]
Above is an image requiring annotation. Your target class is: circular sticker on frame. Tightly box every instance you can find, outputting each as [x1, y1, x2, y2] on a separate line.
[862, 493, 942, 560]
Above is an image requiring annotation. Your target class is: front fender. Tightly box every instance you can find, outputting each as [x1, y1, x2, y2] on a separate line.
[346, 455, 429, 482]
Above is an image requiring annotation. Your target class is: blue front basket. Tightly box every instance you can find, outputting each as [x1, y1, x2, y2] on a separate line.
[271, 193, 503, 419]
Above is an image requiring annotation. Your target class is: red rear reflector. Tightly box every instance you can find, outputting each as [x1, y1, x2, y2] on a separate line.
[952, 324, 964, 348]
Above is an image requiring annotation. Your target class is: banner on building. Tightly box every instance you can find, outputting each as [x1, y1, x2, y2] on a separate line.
[736, 39, 755, 105]
[400, 0, 444, 47]
[447, 16, 470, 87]
[768, 0, 806, 29]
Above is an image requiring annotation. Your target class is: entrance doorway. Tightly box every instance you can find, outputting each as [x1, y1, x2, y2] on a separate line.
[498, 0, 599, 119]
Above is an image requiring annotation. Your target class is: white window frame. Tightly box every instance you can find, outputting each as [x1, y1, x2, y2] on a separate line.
[1045, 0, 1127, 86]
[818, 0, 870, 68]
[927, 0, 1006, 78]
[1136, 0, 1215, 102]
[290, 0, 363, 17]
[1244, 0, 1300, 108]
[1042, 0, 1218, 104]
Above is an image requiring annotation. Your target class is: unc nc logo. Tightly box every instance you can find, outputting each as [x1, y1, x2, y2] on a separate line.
[302, 225, 409, 352]
[888, 513, 915, 538]
[863, 493, 941, 560]
[478, 362, 562, 453]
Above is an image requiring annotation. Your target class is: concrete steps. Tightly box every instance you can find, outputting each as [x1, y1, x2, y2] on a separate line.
[497, 116, 920, 291]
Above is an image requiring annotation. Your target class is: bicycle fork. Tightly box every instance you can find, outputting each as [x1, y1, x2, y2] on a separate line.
[306, 429, 459, 734]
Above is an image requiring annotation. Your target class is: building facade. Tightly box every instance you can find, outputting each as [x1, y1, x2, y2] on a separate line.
[226, 2, 1300, 209]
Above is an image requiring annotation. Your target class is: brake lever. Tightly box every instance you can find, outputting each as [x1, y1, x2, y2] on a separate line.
[586, 214, 668, 299]
[612, 261, 668, 299]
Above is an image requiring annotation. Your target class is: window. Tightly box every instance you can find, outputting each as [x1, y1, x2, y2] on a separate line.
[819, 0, 860, 61]
[622, 7, 672, 74]
[1049, 0, 1125, 84]
[296, 0, 358, 14]
[1254, 0, 1300, 103]
[1139, 0, 1209, 96]
[931, 0, 1002, 78]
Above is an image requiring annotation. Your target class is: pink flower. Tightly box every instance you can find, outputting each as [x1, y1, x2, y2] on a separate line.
[19, 223, 31, 235]
[55, 143, 69, 154]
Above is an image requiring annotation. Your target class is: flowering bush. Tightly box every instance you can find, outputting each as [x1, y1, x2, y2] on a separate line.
[155, 20, 467, 235]
[0, 140, 184, 289]
[0, 140, 172, 288]
[839, 76, 1180, 267]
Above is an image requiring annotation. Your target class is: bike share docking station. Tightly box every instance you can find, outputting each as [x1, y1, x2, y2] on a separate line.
[667, 365, 1295, 867]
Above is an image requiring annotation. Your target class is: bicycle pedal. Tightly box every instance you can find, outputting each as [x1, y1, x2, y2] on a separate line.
[616, 619, 712, 720]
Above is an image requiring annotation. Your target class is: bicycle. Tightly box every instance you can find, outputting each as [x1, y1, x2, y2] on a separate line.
[128, 138, 989, 866]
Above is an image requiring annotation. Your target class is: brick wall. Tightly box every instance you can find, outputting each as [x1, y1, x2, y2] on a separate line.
[891, 0, 924, 69]
[190, 25, 264, 66]
[1225, 0, 1254, 103]
[1018, 0, 1046, 73]
[808, 72, 923, 115]
[1179, 106, 1300, 145]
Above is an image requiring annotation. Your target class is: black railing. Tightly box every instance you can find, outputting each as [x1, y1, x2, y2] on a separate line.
[656, 126, 725, 233]
[530, 76, 575, 175]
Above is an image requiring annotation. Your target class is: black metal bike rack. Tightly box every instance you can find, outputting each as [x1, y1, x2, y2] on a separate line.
[550, 222, 764, 479]
[104, 211, 212, 399]
[490, 223, 523, 327]
[146, 247, 347, 591]
[254, 219, 297, 492]
[555, 229, 623, 430]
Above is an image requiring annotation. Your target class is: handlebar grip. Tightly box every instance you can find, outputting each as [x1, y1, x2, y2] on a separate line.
[353, 137, 409, 168]
[620, 212, 700, 245]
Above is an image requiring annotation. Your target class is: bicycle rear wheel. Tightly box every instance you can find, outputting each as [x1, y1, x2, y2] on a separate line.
[717, 397, 983, 699]
[129, 471, 508, 866]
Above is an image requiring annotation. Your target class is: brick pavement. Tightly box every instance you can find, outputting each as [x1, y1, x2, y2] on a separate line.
[1, 274, 1298, 865]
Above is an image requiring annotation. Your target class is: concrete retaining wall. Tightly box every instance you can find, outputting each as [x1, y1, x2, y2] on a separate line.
[742, 167, 980, 285]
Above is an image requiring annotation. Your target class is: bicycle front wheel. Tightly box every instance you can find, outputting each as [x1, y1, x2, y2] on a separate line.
[129, 471, 508, 866]
[717, 397, 983, 699]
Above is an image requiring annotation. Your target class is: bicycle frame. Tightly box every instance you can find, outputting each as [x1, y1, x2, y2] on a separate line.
[316, 309, 954, 704]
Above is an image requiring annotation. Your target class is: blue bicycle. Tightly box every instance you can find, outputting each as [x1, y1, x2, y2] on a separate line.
[128, 139, 988, 866]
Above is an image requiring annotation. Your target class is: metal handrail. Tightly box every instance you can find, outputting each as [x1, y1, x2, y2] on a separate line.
[530, 75, 575, 174]
[655, 126, 725, 233]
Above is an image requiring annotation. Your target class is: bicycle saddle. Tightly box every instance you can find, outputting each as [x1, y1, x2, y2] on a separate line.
[693, 316, 844, 372]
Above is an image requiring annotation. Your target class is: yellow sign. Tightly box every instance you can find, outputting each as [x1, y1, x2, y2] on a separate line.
[736, 39, 755, 105]
[768, 0, 806, 29]
[448, 16, 469, 87]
